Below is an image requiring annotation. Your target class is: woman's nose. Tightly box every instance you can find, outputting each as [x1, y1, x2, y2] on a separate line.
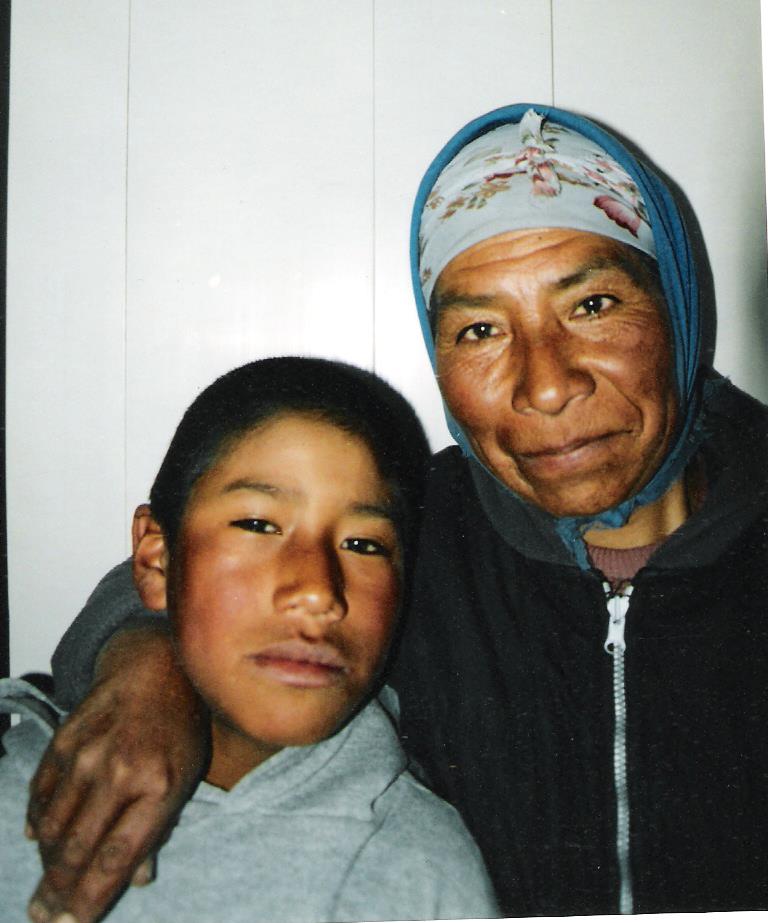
[511, 331, 594, 416]
[273, 542, 347, 628]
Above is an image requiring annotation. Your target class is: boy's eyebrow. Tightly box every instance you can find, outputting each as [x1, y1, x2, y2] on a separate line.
[221, 480, 396, 522]
[221, 479, 301, 500]
[350, 502, 396, 523]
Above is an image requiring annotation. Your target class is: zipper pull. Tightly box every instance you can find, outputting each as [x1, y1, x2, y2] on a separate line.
[603, 582, 633, 654]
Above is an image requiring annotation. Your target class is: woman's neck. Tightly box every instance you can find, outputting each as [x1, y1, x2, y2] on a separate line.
[583, 476, 689, 550]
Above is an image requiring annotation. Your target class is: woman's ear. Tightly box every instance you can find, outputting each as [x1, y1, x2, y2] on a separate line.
[132, 503, 169, 611]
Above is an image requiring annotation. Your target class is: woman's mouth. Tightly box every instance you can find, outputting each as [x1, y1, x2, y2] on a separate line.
[515, 432, 626, 478]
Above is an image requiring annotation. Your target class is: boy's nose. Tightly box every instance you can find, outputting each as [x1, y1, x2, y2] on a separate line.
[273, 544, 347, 629]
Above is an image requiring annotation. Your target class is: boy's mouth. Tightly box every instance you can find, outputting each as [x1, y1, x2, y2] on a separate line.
[246, 640, 348, 688]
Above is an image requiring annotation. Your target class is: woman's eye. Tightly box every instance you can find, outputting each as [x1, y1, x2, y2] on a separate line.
[231, 519, 281, 534]
[574, 294, 615, 317]
[341, 537, 391, 557]
[456, 322, 499, 343]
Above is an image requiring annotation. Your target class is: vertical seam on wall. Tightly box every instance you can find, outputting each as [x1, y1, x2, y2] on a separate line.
[550, 0, 555, 106]
[123, 0, 132, 555]
[371, 0, 377, 372]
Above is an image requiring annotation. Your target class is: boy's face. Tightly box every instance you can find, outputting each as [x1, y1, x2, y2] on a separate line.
[166, 414, 401, 787]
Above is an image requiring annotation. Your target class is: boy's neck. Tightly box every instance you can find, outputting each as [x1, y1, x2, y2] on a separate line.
[206, 717, 282, 791]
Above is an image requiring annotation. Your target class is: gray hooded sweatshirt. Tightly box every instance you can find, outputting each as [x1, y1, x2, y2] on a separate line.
[0, 679, 498, 922]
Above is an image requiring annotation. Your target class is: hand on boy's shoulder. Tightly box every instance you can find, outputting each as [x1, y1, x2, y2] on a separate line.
[25, 625, 209, 923]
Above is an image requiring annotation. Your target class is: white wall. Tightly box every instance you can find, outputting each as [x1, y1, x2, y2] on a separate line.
[7, 0, 766, 675]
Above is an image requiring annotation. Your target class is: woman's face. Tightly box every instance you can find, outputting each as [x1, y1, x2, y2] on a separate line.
[434, 229, 677, 518]
[170, 413, 401, 789]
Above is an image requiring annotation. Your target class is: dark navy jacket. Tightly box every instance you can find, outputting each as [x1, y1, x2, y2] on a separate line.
[392, 377, 768, 915]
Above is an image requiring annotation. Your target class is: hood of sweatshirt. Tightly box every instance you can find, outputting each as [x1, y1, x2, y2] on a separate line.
[182, 687, 407, 823]
[0, 680, 409, 824]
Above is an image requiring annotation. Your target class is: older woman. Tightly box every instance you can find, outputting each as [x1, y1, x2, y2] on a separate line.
[27, 105, 768, 921]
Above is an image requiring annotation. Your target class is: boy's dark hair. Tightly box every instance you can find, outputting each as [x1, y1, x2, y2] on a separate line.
[149, 357, 431, 565]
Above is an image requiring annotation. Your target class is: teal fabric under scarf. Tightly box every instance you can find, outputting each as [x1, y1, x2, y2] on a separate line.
[410, 103, 703, 569]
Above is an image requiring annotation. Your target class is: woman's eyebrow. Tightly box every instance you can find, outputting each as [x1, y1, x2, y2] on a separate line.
[432, 290, 495, 313]
[554, 255, 637, 291]
[433, 256, 637, 311]
[431, 291, 496, 333]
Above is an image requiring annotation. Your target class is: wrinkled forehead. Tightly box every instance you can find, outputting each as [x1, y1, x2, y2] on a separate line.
[418, 109, 656, 310]
[430, 228, 664, 322]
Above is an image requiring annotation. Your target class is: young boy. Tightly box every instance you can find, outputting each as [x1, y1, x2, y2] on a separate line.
[0, 357, 498, 922]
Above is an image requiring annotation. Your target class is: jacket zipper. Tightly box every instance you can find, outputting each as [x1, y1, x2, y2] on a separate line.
[603, 581, 634, 914]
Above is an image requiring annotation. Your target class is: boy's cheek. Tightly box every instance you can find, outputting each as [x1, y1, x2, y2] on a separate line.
[174, 548, 268, 628]
[344, 616, 398, 690]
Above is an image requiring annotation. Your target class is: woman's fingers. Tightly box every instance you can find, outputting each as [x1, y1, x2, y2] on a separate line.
[29, 792, 168, 923]
[23, 626, 209, 922]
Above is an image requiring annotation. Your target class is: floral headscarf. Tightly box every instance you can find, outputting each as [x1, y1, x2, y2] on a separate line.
[418, 108, 655, 308]
[410, 104, 703, 568]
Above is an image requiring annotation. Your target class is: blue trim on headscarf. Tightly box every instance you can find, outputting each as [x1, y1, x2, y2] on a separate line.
[410, 103, 703, 569]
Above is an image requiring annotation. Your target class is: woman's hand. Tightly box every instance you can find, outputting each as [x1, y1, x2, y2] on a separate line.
[26, 624, 209, 923]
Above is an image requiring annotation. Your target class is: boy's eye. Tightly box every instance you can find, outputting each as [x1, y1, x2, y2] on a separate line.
[573, 294, 616, 317]
[456, 321, 500, 343]
[231, 519, 281, 534]
[341, 537, 391, 557]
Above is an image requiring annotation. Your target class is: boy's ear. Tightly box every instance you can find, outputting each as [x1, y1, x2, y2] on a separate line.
[132, 503, 169, 611]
